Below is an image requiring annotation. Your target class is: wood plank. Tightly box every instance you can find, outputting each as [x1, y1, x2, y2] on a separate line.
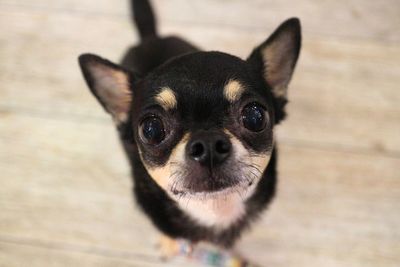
[0, 114, 203, 267]
[0, 239, 200, 267]
[0, 113, 399, 266]
[237, 144, 400, 267]
[0, 8, 399, 154]
[0, 240, 151, 267]
[0, 0, 398, 42]
[157, 0, 400, 43]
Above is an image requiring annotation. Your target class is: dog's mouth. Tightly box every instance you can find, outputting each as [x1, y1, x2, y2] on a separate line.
[167, 156, 264, 199]
[170, 173, 256, 198]
[171, 180, 255, 198]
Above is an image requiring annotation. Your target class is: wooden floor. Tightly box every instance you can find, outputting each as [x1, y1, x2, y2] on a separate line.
[0, 0, 399, 266]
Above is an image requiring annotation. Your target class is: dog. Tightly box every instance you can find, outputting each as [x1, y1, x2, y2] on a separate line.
[78, 0, 301, 258]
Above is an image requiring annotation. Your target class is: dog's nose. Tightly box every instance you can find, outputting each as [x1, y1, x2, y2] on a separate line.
[187, 132, 231, 167]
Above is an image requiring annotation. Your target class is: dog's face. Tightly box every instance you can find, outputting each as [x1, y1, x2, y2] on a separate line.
[131, 51, 275, 199]
[79, 19, 300, 203]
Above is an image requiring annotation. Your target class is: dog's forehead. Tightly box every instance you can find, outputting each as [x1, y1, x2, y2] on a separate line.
[151, 51, 250, 87]
[144, 52, 259, 112]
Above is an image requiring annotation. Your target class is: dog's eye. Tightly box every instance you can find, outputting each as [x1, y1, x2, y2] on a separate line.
[139, 116, 165, 145]
[241, 103, 267, 132]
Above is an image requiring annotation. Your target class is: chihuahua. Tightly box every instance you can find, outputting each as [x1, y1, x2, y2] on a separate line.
[78, 0, 301, 257]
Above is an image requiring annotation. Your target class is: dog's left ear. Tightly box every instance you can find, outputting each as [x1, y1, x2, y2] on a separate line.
[247, 18, 301, 101]
[78, 54, 133, 124]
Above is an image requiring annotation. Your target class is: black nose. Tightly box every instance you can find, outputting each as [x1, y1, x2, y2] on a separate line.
[187, 132, 231, 167]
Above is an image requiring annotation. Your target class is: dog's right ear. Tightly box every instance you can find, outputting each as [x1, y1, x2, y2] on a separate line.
[247, 18, 301, 124]
[78, 54, 133, 124]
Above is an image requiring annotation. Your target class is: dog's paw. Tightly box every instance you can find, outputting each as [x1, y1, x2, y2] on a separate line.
[157, 235, 180, 260]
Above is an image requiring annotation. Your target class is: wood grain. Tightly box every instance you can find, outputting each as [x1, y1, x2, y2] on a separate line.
[0, 0, 399, 42]
[1, 6, 399, 154]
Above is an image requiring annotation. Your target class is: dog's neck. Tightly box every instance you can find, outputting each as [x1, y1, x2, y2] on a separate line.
[175, 188, 253, 229]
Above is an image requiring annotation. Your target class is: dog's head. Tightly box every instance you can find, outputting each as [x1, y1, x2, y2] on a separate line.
[78, 18, 301, 202]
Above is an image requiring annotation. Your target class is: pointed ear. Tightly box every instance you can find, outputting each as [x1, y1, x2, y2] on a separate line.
[247, 18, 301, 99]
[78, 54, 133, 124]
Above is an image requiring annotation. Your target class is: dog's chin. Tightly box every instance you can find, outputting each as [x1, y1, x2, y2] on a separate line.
[170, 176, 256, 200]
[166, 156, 266, 200]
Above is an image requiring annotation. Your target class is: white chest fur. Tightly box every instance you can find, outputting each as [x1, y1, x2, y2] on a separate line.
[176, 176, 260, 229]
[178, 192, 247, 229]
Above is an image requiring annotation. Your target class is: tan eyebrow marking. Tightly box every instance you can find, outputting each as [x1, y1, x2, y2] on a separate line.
[155, 87, 177, 110]
[223, 79, 245, 103]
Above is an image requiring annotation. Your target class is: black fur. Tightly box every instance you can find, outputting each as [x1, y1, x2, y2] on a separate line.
[78, 0, 301, 248]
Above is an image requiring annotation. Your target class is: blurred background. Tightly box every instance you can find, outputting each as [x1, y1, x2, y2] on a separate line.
[0, 0, 399, 266]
